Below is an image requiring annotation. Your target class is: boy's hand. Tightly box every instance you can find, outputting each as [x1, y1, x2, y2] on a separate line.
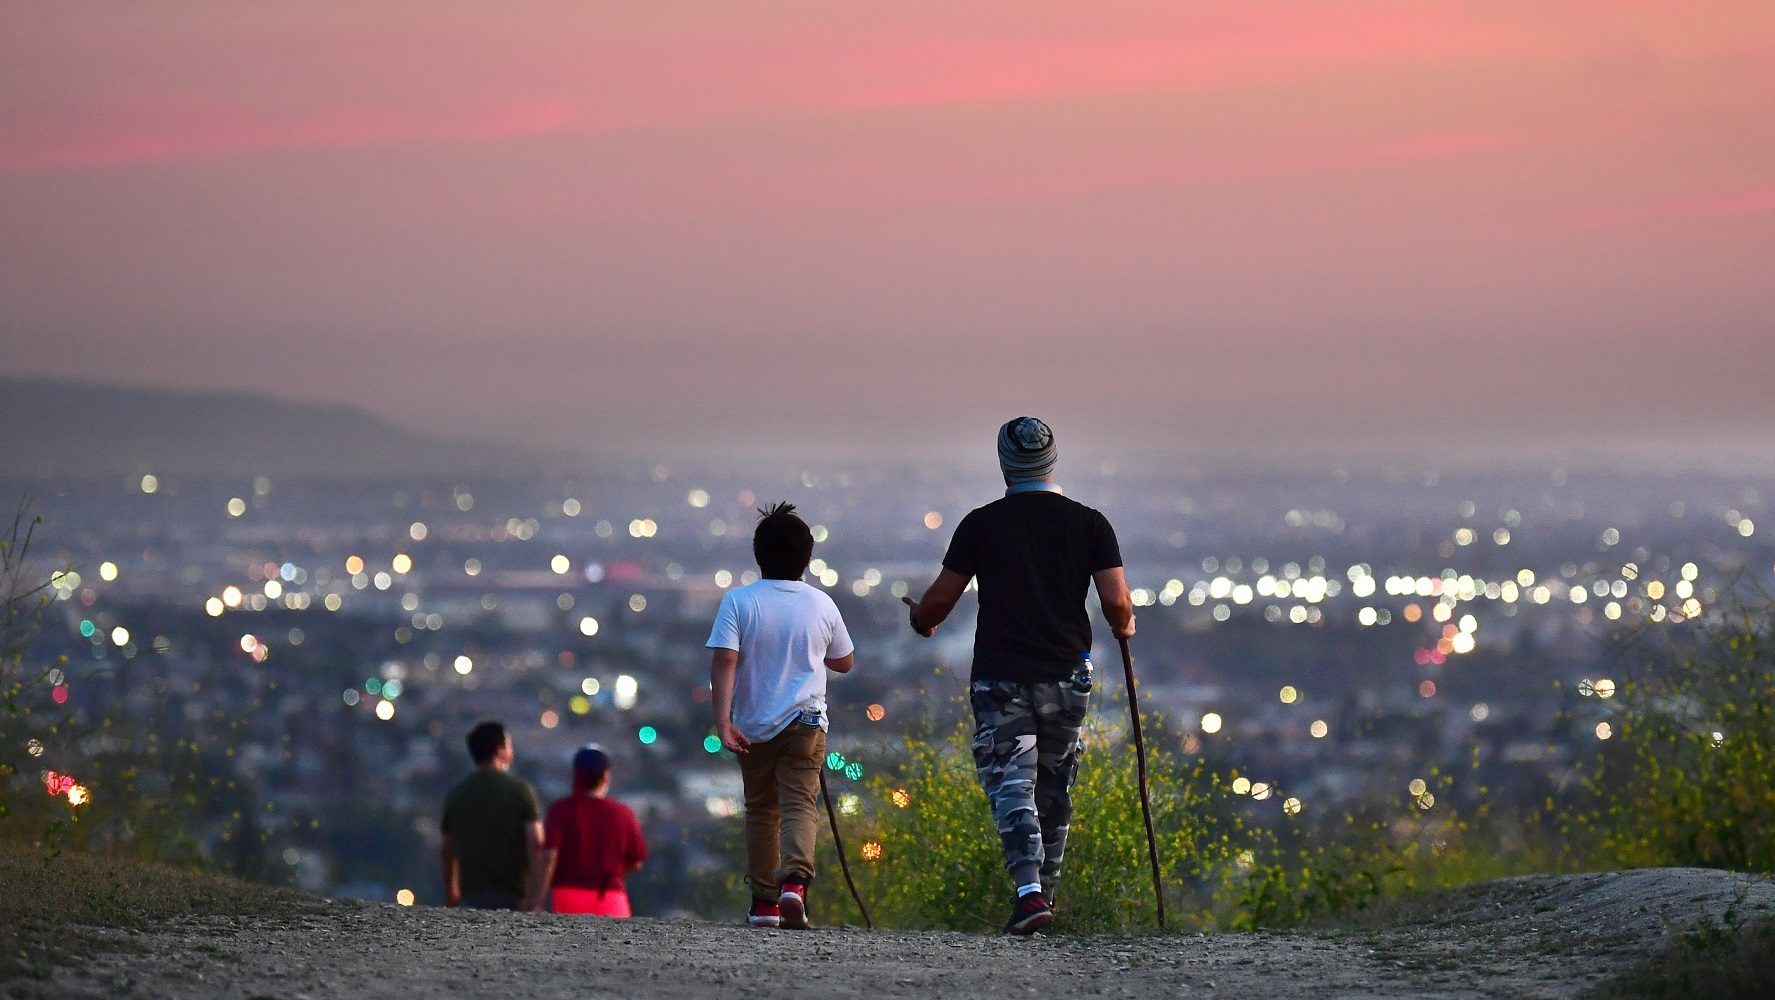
[1114, 615, 1137, 640]
[901, 596, 934, 637]
[717, 720, 751, 754]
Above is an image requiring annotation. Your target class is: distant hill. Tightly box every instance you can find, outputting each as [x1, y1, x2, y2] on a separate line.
[0, 377, 558, 477]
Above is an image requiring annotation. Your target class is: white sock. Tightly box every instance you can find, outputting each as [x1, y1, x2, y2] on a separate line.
[1017, 883, 1043, 898]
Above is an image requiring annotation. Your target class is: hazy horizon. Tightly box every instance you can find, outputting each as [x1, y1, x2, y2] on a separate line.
[5, 3, 1773, 465]
[7, 374, 1775, 481]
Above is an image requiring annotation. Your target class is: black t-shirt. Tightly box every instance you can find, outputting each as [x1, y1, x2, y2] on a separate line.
[442, 769, 541, 898]
[942, 491, 1122, 683]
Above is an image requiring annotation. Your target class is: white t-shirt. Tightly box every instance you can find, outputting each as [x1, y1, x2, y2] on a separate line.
[705, 579, 854, 743]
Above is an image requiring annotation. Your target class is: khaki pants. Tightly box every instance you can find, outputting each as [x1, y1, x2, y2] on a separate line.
[738, 720, 825, 899]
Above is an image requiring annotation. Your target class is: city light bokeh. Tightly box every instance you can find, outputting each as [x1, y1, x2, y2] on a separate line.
[7, 449, 1772, 912]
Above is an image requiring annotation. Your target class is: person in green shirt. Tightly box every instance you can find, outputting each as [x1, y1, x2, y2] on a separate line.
[441, 721, 544, 910]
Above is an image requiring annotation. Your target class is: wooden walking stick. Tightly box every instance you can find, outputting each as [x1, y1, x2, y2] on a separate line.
[819, 768, 874, 929]
[1118, 636, 1166, 929]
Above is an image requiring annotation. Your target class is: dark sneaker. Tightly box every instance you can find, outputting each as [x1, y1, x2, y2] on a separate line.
[779, 882, 809, 930]
[1002, 892, 1054, 936]
[747, 900, 782, 928]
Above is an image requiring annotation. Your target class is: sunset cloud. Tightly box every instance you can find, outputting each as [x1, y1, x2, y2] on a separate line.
[778, 8, 1532, 114]
[0, 99, 578, 173]
[1563, 184, 1775, 230]
[0, 4, 1533, 174]
[2, 2, 1772, 458]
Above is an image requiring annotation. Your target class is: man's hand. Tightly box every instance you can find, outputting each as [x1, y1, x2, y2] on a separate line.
[901, 596, 934, 637]
[717, 719, 751, 755]
[1114, 615, 1136, 640]
[710, 649, 747, 753]
[441, 835, 461, 908]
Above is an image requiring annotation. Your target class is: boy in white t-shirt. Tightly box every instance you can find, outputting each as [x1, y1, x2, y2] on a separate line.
[707, 502, 855, 930]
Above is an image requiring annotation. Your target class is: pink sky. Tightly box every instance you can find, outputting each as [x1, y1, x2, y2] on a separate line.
[4, 1, 1772, 465]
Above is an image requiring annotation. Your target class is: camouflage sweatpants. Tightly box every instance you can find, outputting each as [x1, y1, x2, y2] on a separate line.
[969, 661, 1092, 896]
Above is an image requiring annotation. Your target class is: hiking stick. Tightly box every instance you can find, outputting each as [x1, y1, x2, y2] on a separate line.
[1118, 635, 1166, 929]
[819, 768, 874, 929]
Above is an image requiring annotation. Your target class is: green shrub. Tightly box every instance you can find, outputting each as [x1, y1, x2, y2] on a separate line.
[1581, 596, 1775, 873]
[1, 498, 275, 876]
[846, 717, 1244, 933]
[824, 712, 1387, 934]
[1220, 763, 1506, 930]
[811, 706, 1558, 935]
[1229, 837, 1404, 930]
[0, 499, 66, 836]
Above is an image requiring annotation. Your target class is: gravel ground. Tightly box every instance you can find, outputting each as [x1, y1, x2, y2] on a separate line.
[12, 868, 1773, 999]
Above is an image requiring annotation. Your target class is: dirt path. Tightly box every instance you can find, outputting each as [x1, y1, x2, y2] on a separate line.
[15, 869, 1773, 999]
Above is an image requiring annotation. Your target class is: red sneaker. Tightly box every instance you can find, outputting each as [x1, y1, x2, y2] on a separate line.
[1003, 892, 1054, 936]
[778, 882, 809, 930]
[747, 900, 782, 928]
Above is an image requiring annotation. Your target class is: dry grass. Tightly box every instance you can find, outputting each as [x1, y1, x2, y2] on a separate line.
[1589, 911, 1775, 999]
[0, 844, 323, 982]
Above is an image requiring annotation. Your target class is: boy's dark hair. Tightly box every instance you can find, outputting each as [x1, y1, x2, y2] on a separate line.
[573, 745, 610, 785]
[753, 501, 814, 580]
[466, 721, 508, 764]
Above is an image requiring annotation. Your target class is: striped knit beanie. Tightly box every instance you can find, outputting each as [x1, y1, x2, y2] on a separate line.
[997, 416, 1057, 484]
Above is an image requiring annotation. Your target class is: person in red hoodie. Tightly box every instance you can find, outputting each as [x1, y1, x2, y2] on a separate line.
[529, 745, 647, 916]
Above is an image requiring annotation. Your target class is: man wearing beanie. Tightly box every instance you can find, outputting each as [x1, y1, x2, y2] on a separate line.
[903, 416, 1135, 935]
